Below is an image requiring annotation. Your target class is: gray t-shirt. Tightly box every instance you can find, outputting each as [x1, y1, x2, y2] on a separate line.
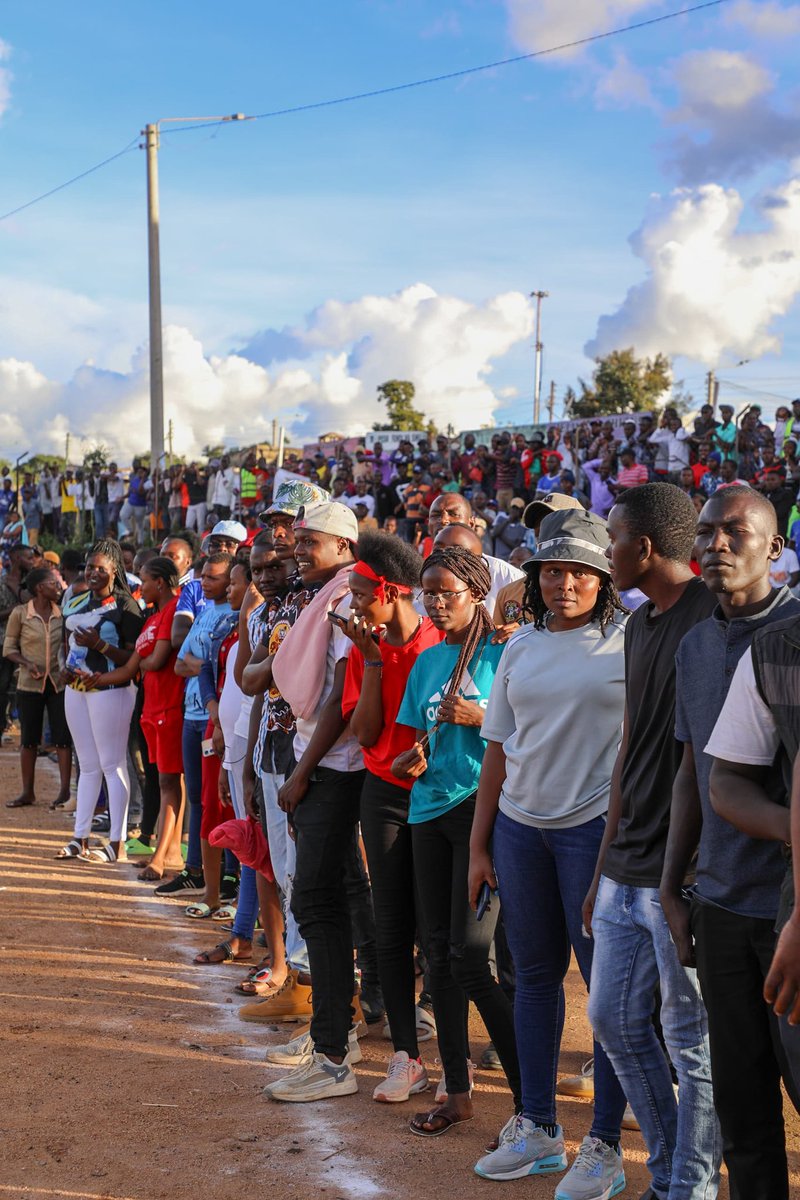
[481, 617, 626, 829]
[675, 586, 800, 919]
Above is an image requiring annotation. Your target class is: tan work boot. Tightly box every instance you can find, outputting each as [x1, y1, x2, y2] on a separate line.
[239, 969, 313, 1024]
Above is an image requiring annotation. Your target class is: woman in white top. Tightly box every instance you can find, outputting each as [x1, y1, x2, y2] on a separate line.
[468, 509, 629, 1195]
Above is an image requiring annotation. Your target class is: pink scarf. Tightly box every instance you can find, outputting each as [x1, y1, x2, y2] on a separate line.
[271, 564, 352, 720]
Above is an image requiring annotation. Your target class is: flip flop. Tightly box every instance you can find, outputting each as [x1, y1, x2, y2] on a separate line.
[193, 940, 252, 965]
[236, 965, 278, 996]
[409, 1109, 473, 1138]
[55, 839, 85, 860]
[185, 903, 215, 919]
[211, 904, 238, 922]
[6, 796, 35, 808]
[81, 844, 118, 864]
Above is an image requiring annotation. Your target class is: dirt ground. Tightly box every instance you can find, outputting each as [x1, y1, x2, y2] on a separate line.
[1, 748, 799, 1200]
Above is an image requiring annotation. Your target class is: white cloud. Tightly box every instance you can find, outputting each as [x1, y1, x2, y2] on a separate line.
[0, 37, 12, 119]
[724, 0, 800, 38]
[0, 285, 533, 461]
[665, 50, 800, 181]
[505, 0, 657, 59]
[586, 175, 800, 365]
[593, 50, 659, 110]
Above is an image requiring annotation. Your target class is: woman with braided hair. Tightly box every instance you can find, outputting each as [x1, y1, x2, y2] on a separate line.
[394, 544, 521, 1139]
[468, 509, 629, 1194]
[58, 538, 144, 863]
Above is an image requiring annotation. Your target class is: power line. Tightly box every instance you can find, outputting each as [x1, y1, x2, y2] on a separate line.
[249, 0, 730, 124]
[0, 0, 729, 221]
[0, 138, 140, 222]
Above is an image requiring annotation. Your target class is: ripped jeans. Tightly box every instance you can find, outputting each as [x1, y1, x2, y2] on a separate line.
[411, 794, 521, 1105]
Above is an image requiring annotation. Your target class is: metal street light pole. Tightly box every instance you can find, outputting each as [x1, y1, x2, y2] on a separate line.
[141, 112, 248, 537]
[531, 290, 549, 425]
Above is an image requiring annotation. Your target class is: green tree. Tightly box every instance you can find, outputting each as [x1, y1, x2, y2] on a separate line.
[372, 380, 428, 431]
[573, 349, 672, 418]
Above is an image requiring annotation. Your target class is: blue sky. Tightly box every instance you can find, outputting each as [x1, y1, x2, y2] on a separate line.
[1, 1, 799, 460]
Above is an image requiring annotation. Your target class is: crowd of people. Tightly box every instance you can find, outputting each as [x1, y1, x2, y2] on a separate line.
[3, 399, 800, 1200]
[6, 396, 800, 559]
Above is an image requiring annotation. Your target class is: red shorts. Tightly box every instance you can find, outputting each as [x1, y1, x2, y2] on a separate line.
[200, 719, 233, 839]
[141, 710, 184, 775]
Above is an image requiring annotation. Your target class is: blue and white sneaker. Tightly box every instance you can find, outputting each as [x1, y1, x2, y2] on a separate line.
[474, 1116, 568, 1180]
[555, 1136, 626, 1200]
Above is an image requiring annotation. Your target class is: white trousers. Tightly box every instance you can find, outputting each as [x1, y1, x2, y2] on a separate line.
[65, 685, 137, 842]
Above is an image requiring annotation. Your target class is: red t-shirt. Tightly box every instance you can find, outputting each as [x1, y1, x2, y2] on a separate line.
[691, 462, 709, 488]
[135, 596, 184, 717]
[342, 618, 443, 788]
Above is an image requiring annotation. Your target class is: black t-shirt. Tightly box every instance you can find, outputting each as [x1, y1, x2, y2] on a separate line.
[768, 488, 795, 537]
[602, 576, 717, 888]
[62, 588, 145, 687]
[184, 469, 206, 505]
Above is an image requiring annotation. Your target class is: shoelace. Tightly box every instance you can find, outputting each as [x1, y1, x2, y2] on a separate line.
[572, 1137, 605, 1174]
[499, 1115, 524, 1145]
[386, 1055, 412, 1080]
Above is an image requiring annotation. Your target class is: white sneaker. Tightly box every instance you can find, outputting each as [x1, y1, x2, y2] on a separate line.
[382, 1004, 438, 1043]
[557, 1057, 595, 1097]
[264, 1024, 362, 1067]
[372, 1051, 430, 1103]
[434, 1058, 475, 1102]
[554, 1136, 625, 1200]
[263, 1051, 358, 1102]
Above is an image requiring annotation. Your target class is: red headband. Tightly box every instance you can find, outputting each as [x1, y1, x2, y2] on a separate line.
[351, 560, 413, 603]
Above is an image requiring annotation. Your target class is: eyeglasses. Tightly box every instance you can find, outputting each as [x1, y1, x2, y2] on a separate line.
[418, 587, 471, 604]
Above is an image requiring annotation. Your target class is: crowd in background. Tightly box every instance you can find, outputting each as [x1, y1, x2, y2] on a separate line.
[3, 399, 800, 1200]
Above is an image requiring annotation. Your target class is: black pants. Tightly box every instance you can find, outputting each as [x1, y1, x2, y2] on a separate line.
[291, 767, 367, 1060]
[17, 684, 70, 748]
[412, 795, 521, 1105]
[692, 899, 799, 1200]
[0, 655, 16, 731]
[131, 686, 160, 840]
[360, 771, 423, 1057]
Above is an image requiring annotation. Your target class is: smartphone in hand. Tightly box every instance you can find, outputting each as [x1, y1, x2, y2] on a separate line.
[476, 881, 495, 922]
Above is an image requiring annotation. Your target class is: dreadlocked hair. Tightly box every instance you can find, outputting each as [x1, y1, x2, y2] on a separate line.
[89, 538, 132, 597]
[421, 545, 494, 712]
[522, 564, 628, 636]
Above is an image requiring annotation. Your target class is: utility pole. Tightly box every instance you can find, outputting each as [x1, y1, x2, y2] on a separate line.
[144, 123, 164, 489]
[548, 380, 556, 422]
[65, 432, 71, 467]
[706, 369, 716, 409]
[142, 111, 249, 545]
[531, 290, 549, 424]
[167, 419, 174, 467]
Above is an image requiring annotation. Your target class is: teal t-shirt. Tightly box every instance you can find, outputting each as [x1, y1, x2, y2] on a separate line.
[397, 636, 505, 824]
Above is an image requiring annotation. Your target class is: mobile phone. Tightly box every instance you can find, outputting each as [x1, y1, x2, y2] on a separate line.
[326, 609, 381, 644]
[201, 738, 215, 758]
[476, 881, 495, 922]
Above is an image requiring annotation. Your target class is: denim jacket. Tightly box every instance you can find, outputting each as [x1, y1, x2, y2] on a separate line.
[198, 609, 239, 709]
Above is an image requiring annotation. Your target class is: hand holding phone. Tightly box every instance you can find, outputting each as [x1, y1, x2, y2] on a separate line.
[476, 881, 496, 922]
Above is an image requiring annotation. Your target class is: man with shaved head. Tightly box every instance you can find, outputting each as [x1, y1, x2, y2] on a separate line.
[428, 493, 523, 615]
[661, 485, 800, 1198]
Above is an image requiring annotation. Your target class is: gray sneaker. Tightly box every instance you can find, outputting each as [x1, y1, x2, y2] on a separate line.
[474, 1116, 567, 1181]
[555, 1136, 626, 1200]
[264, 1024, 362, 1067]
[263, 1051, 358, 1102]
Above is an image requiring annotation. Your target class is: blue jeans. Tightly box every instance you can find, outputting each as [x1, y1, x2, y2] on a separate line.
[227, 766, 259, 941]
[588, 876, 721, 1200]
[493, 811, 626, 1141]
[182, 719, 206, 872]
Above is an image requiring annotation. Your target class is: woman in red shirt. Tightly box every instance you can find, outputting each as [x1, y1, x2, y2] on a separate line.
[341, 532, 442, 1104]
[85, 557, 185, 880]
